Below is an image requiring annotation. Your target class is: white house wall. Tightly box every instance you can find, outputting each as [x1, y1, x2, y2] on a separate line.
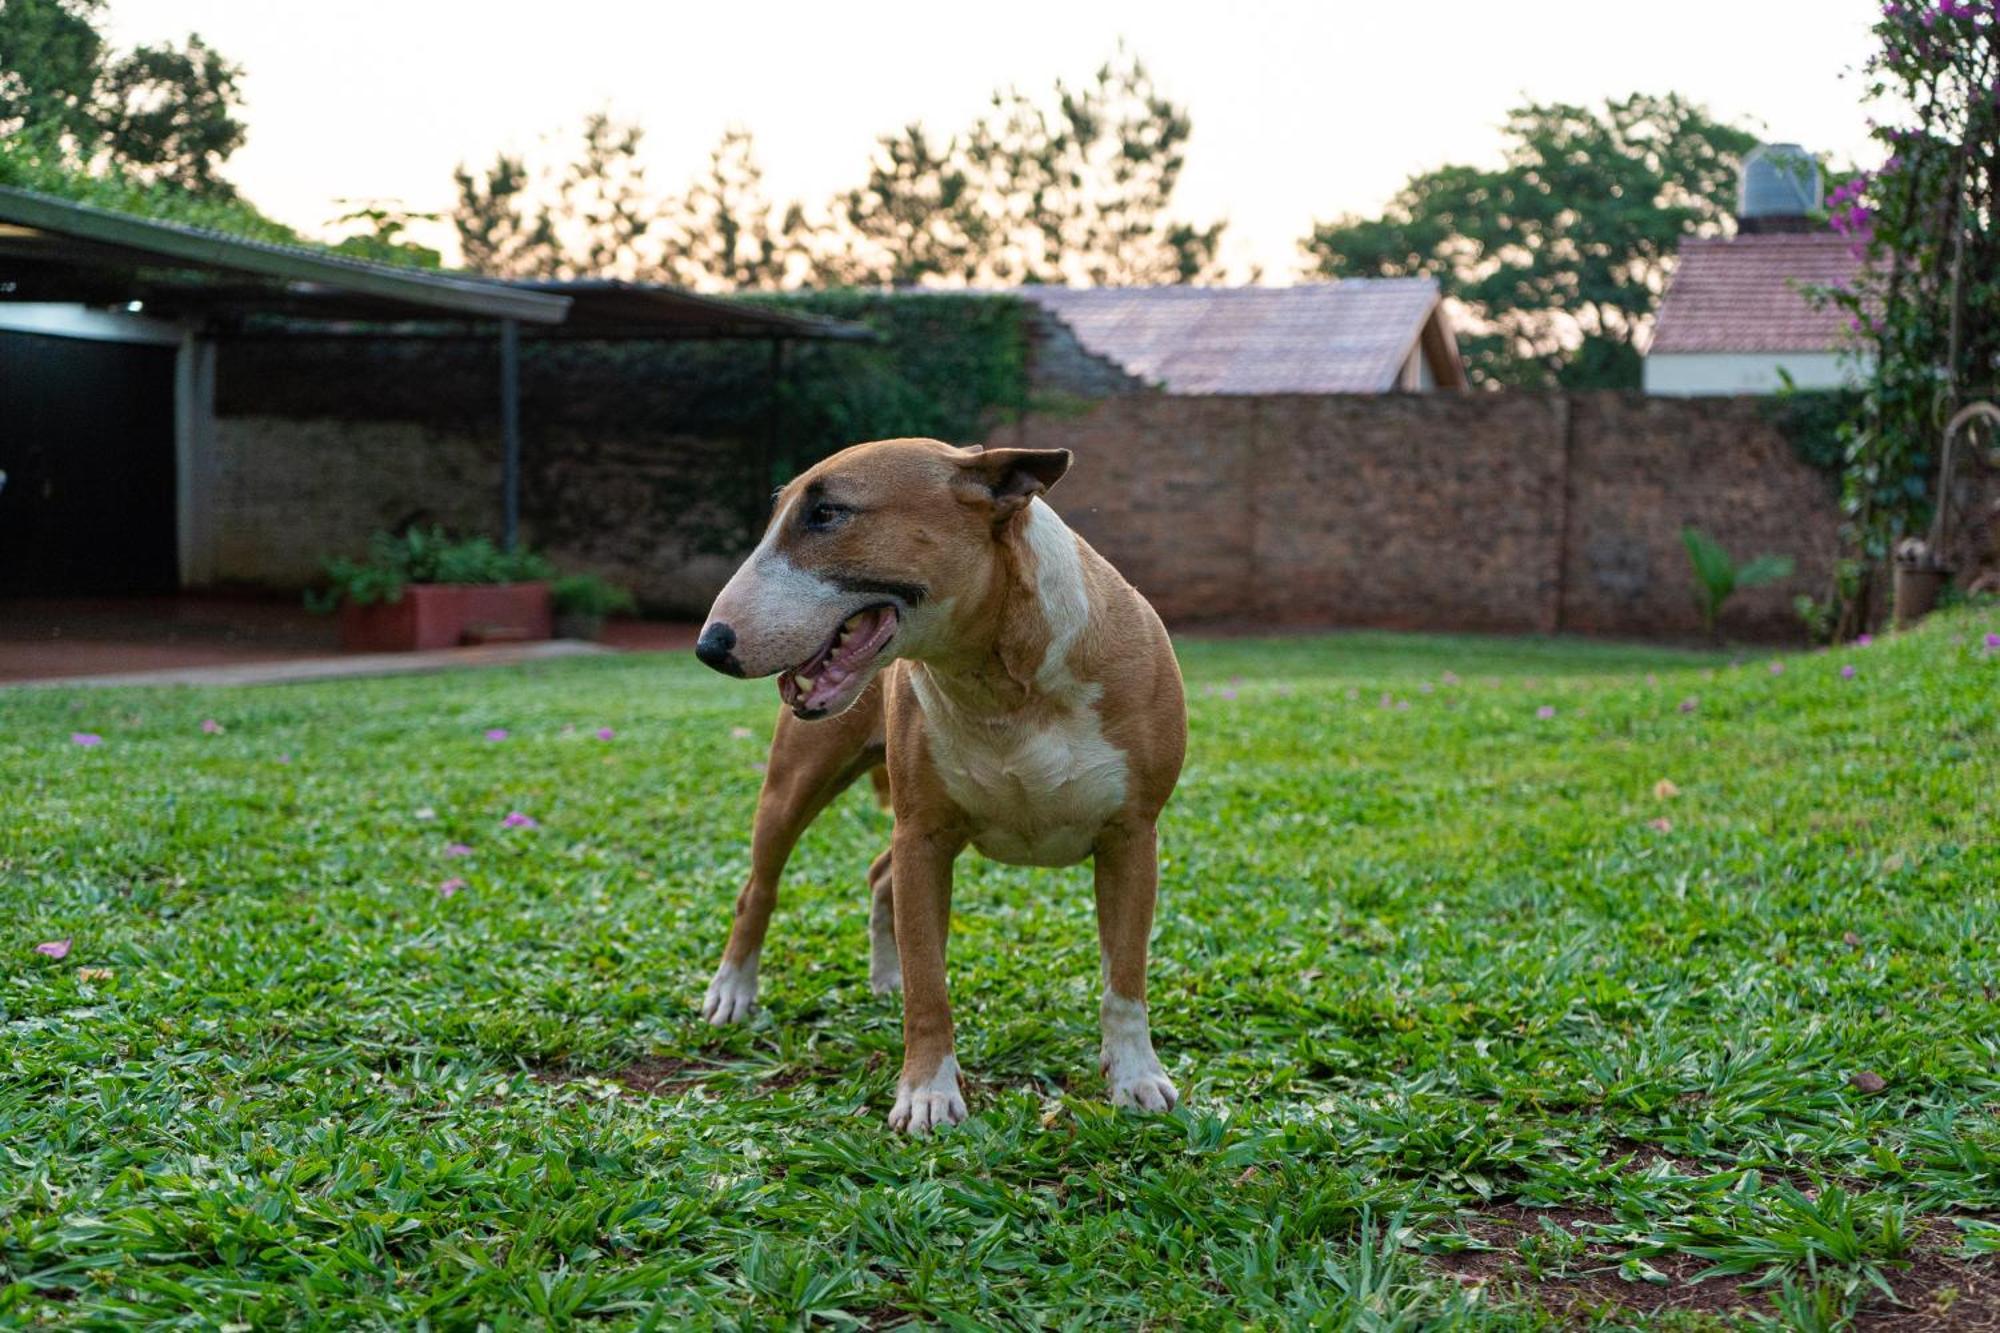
[1644, 351, 1865, 396]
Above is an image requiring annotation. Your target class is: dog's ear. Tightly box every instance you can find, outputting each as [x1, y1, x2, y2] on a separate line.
[953, 447, 1072, 522]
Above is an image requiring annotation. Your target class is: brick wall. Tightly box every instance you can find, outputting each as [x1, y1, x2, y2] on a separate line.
[212, 418, 502, 587]
[1009, 392, 1842, 640]
[207, 334, 1860, 637]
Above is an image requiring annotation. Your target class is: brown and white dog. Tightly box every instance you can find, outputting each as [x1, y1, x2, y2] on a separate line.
[693, 437, 1186, 1134]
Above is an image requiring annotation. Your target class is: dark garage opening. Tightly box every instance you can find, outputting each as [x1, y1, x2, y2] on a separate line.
[0, 330, 179, 596]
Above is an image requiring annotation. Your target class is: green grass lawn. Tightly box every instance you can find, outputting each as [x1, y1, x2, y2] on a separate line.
[3, 612, 1998, 1329]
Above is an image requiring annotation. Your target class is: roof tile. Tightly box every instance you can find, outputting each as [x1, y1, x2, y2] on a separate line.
[1010, 280, 1444, 394]
[1650, 233, 1865, 355]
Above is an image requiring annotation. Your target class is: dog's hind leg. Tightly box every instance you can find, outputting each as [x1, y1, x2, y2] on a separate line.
[703, 685, 885, 1025]
[866, 847, 900, 995]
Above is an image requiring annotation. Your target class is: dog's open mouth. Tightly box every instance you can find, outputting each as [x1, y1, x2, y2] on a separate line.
[777, 604, 899, 715]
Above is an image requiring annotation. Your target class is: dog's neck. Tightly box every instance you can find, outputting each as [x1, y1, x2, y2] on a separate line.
[907, 500, 1087, 718]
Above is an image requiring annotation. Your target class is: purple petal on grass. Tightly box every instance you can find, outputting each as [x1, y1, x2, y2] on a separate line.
[501, 811, 538, 830]
[200, 718, 223, 734]
[35, 939, 71, 960]
[1441, 671, 1460, 686]
[595, 727, 615, 740]
[446, 842, 474, 857]
[70, 733, 103, 748]
[1856, 634, 1874, 646]
[1678, 697, 1700, 713]
[438, 878, 466, 898]
[1536, 705, 1556, 720]
[1769, 661, 1785, 675]
[1218, 688, 1238, 701]
[1841, 664, 1857, 679]
[1985, 632, 2000, 649]
[484, 728, 510, 742]
[276, 753, 292, 765]
[730, 726, 754, 740]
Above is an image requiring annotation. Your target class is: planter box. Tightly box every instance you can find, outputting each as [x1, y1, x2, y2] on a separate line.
[338, 582, 552, 653]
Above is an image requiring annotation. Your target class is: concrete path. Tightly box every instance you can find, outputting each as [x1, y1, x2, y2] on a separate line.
[4, 640, 614, 689]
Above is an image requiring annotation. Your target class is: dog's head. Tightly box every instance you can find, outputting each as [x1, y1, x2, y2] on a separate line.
[695, 437, 1071, 719]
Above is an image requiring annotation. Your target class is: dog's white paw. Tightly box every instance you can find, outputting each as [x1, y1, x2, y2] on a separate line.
[1107, 1064, 1180, 1113]
[869, 956, 902, 997]
[1100, 992, 1177, 1113]
[701, 959, 759, 1025]
[887, 1055, 965, 1135]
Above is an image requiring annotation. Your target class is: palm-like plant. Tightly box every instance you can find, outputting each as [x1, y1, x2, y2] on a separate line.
[1682, 527, 1794, 642]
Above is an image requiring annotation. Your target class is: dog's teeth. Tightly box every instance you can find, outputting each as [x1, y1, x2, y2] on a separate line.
[797, 674, 816, 691]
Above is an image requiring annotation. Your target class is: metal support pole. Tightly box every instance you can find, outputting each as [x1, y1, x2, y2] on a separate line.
[499, 318, 521, 552]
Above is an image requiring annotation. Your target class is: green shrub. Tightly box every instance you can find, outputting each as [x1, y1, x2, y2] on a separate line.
[550, 573, 636, 617]
[307, 528, 555, 612]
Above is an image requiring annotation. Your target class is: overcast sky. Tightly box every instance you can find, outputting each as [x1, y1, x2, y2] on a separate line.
[103, 0, 1883, 279]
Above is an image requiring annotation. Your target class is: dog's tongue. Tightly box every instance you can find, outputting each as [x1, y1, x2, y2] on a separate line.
[782, 606, 898, 711]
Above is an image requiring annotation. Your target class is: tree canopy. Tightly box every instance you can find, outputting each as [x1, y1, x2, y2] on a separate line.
[448, 49, 1224, 290]
[1301, 94, 1758, 389]
[0, 0, 246, 196]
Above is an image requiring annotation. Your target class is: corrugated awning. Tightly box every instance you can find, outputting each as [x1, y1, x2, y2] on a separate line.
[0, 186, 570, 324]
[0, 186, 873, 342]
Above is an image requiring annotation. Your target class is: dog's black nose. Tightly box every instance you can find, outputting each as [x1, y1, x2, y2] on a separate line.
[695, 622, 745, 676]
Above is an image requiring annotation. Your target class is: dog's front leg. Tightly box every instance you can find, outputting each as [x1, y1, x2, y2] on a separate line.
[887, 822, 967, 1133]
[704, 705, 881, 1025]
[1093, 817, 1179, 1112]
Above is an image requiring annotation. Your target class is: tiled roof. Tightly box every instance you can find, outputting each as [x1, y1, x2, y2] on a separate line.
[1649, 233, 1864, 355]
[1011, 279, 1448, 394]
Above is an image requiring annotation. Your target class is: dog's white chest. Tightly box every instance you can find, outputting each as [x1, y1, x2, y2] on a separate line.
[917, 697, 1128, 867]
[909, 500, 1128, 867]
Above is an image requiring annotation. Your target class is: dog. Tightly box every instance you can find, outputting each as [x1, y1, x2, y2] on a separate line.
[692, 437, 1187, 1134]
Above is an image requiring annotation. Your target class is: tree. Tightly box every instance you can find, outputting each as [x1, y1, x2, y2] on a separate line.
[656, 128, 807, 291]
[479, 50, 1224, 290]
[452, 111, 655, 279]
[0, 0, 246, 195]
[1302, 94, 1757, 388]
[1811, 0, 1999, 637]
[818, 49, 1224, 287]
[92, 33, 246, 194]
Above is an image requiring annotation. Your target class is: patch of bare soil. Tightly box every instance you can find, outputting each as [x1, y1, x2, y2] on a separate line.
[532, 1054, 715, 1095]
[1856, 1245, 2000, 1332]
[532, 1055, 835, 1096]
[1430, 1207, 1998, 1327]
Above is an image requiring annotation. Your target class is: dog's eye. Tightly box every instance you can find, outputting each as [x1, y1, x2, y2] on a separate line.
[802, 501, 851, 532]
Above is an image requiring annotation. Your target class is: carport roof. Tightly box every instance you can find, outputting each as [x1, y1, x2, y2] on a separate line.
[0, 186, 871, 341]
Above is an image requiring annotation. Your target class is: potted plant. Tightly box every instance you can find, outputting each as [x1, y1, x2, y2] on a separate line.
[308, 527, 555, 652]
[550, 573, 636, 641]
